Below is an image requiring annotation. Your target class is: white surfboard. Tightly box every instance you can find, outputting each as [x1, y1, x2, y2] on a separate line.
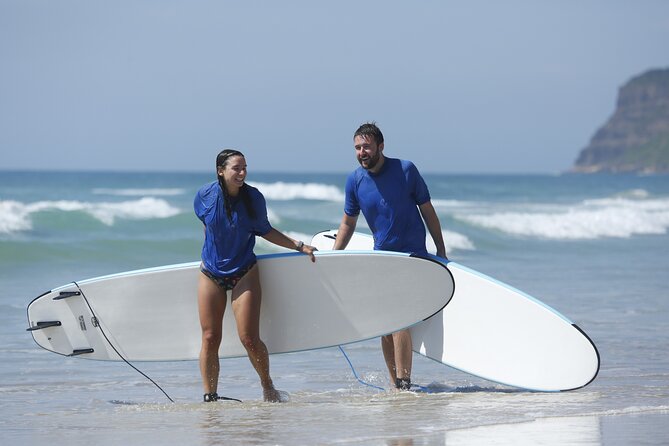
[27, 251, 454, 362]
[311, 230, 600, 392]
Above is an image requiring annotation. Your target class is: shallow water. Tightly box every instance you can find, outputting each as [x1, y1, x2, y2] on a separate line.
[2, 171, 668, 444]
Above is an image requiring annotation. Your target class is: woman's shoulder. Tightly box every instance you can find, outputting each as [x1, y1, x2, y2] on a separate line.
[196, 181, 220, 198]
[194, 182, 221, 215]
[244, 183, 265, 200]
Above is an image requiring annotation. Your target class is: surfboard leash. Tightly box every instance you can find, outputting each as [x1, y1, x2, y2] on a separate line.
[338, 345, 385, 391]
[338, 345, 434, 394]
[74, 282, 175, 403]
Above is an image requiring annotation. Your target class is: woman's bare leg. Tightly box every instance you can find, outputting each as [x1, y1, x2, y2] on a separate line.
[231, 264, 282, 402]
[198, 272, 227, 394]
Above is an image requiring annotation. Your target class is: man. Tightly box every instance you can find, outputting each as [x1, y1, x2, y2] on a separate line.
[334, 122, 447, 391]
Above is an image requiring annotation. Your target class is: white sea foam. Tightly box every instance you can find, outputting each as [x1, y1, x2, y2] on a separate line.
[432, 199, 480, 209]
[588, 405, 669, 417]
[615, 188, 650, 199]
[86, 197, 181, 225]
[0, 198, 181, 233]
[248, 181, 344, 201]
[92, 188, 185, 197]
[0, 200, 32, 233]
[427, 230, 476, 252]
[456, 196, 669, 240]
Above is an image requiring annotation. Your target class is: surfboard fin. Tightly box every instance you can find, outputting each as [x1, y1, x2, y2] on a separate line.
[53, 291, 81, 300]
[68, 348, 95, 356]
[26, 321, 62, 331]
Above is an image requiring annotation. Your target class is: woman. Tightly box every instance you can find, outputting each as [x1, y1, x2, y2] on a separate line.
[194, 149, 316, 403]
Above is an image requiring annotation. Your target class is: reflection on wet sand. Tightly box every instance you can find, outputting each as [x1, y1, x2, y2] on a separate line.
[381, 415, 601, 446]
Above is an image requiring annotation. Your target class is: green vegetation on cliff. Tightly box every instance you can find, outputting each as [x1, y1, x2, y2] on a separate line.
[573, 68, 669, 174]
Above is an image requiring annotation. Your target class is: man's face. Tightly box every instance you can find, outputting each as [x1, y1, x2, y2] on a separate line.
[354, 135, 384, 171]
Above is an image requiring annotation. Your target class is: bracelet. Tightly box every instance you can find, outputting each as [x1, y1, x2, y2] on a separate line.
[296, 240, 304, 251]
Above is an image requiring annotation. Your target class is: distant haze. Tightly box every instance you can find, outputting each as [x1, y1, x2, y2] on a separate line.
[2, 1, 668, 173]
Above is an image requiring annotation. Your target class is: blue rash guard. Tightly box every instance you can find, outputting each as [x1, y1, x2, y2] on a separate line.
[194, 181, 272, 277]
[344, 157, 430, 256]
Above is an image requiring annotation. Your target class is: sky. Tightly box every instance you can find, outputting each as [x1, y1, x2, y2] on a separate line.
[1, 1, 668, 174]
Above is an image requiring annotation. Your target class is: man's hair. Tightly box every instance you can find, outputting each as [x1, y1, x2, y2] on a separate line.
[354, 122, 384, 145]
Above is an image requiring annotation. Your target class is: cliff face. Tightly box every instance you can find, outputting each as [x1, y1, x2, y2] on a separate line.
[572, 68, 669, 174]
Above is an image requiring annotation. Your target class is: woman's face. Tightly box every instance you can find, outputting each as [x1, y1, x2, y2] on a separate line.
[218, 155, 247, 193]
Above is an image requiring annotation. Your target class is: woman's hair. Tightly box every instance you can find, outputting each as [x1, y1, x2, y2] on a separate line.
[216, 149, 256, 221]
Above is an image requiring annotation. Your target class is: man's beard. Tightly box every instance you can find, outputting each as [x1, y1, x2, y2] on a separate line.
[359, 151, 381, 170]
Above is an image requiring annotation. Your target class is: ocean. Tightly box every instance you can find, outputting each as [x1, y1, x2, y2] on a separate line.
[1, 170, 668, 445]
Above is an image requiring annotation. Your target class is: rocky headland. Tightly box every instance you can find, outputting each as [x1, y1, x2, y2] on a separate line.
[572, 68, 669, 174]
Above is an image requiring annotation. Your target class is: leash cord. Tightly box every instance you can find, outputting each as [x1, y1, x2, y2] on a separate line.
[338, 345, 434, 393]
[75, 282, 175, 403]
[338, 345, 385, 391]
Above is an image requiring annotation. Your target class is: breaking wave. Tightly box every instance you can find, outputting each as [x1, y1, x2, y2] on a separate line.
[455, 193, 669, 240]
[0, 198, 181, 234]
[92, 188, 186, 197]
[249, 181, 344, 201]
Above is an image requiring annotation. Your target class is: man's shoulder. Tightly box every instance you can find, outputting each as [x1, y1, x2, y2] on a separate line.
[381, 157, 411, 168]
[381, 158, 418, 177]
[396, 158, 416, 170]
[347, 166, 367, 181]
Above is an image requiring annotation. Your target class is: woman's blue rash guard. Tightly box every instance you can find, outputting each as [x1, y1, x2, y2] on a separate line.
[344, 158, 430, 256]
[194, 181, 272, 277]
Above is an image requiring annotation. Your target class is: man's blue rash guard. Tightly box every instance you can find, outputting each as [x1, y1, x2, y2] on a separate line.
[194, 181, 272, 277]
[344, 158, 430, 256]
